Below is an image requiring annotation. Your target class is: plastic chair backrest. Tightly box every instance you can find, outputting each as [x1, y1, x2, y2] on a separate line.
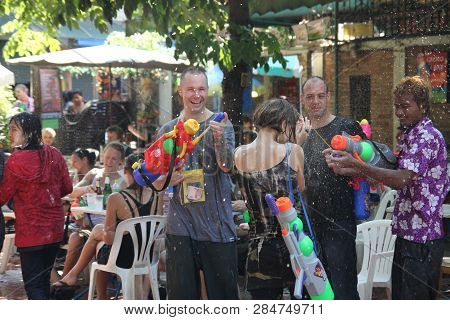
[105, 215, 167, 270]
[374, 190, 397, 220]
[357, 219, 396, 279]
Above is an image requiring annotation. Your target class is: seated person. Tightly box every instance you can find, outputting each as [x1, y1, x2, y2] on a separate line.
[42, 128, 56, 146]
[52, 154, 159, 299]
[60, 142, 126, 278]
[70, 148, 97, 185]
[106, 125, 133, 157]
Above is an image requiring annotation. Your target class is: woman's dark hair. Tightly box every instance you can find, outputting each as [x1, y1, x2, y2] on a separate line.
[253, 98, 299, 142]
[9, 112, 42, 149]
[72, 148, 97, 168]
[124, 153, 143, 190]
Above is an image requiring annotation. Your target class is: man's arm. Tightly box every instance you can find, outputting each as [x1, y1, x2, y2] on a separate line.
[70, 169, 95, 198]
[358, 163, 414, 189]
[325, 149, 414, 189]
[210, 113, 235, 173]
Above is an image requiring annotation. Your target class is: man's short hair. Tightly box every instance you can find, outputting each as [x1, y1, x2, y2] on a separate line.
[180, 66, 208, 86]
[394, 76, 430, 115]
[106, 125, 124, 140]
[302, 76, 328, 93]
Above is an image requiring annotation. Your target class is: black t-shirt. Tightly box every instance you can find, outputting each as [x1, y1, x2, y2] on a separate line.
[303, 116, 365, 228]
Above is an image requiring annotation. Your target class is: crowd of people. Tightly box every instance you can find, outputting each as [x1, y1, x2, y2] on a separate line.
[0, 69, 447, 301]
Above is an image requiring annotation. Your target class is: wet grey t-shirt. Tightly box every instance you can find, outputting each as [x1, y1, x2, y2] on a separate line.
[157, 113, 236, 243]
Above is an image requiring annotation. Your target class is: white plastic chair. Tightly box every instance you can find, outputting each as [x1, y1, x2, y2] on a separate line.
[357, 220, 396, 300]
[374, 190, 397, 220]
[0, 234, 15, 274]
[0, 211, 16, 274]
[88, 215, 167, 300]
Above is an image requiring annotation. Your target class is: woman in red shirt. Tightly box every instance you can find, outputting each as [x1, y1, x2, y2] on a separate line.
[0, 112, 73, 299]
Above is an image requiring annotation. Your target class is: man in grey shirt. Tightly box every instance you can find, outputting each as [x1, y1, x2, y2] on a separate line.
[156, 66, 238, 299]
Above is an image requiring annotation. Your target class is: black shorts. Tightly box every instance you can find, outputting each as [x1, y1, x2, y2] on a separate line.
[96, 235, 134, 269]
[246, 235, 295, 292]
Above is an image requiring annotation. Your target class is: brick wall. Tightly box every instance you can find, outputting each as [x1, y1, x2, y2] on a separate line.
[323, 49, 394, 147]
[405, 46, 449, 147]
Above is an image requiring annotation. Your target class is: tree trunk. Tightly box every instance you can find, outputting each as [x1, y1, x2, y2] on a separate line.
[222, 0, 250, 132]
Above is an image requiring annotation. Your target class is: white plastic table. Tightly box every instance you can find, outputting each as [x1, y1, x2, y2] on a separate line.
[70, 206, 106, 220]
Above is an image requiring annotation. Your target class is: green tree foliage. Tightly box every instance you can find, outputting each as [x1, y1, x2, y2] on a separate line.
[0, 0, 112, 59]
[1, 1, 287, 122]
[1, 1, 285, 70]
[0, 85, 18, 148]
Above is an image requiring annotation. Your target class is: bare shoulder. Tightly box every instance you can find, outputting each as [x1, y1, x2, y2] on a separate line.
[234, 145, 248, 171]
[290, 143, 304, 158]
[107, 192, 123, 204]
[234, 145, 245, 158]
[289, 143, 304, 169]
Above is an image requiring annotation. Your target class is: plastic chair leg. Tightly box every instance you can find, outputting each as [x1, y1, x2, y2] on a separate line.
[149, 266, 160, 300]
[357, 283, 366, 300]
[88, 266, 98, 300]
[0, 236, 15, 274]
[135, 275, 144, 299]
[120, 272, 135, 300]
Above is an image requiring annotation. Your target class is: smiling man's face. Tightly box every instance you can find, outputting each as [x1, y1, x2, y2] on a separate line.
[178, 72, 208, 115]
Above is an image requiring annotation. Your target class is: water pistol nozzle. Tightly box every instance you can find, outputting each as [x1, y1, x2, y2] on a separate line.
[212, 112, 225, 122]
[331, 135, 348, 150]
[265, 194, 279, 215]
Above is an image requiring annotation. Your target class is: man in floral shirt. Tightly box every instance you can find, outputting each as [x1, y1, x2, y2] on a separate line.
[325, 76, 448, 299]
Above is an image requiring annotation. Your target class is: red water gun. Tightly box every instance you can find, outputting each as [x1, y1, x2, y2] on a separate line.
[133, 113, 225, 191]
[144, 118, 200, 175]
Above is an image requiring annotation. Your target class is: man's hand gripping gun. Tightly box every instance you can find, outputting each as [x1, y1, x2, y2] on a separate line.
[132, 113, 225, 190]
[331, 130, 397, 220]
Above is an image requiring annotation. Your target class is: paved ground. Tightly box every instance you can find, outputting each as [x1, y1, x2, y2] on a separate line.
[0, 255, 27, 300]
[1, 243, 448, 300]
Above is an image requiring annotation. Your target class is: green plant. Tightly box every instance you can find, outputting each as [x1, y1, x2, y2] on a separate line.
[0, 85, 18, 149]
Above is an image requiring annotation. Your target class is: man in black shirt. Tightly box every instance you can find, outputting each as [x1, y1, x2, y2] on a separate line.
[301, 77, 363, 299]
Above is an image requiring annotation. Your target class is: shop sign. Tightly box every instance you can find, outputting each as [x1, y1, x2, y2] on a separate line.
[39, 68, 62, 113]
[292, 17, 331, 43]
[417, 51, 447, 104]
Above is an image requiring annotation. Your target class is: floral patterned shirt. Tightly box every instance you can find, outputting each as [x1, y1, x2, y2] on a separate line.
[392, 117, 448, 243]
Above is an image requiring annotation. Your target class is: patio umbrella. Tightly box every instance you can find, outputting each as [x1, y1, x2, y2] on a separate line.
[7, 44, 190, 129]
[0, 63, 15, 86]
[6, 44, 189, 71]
